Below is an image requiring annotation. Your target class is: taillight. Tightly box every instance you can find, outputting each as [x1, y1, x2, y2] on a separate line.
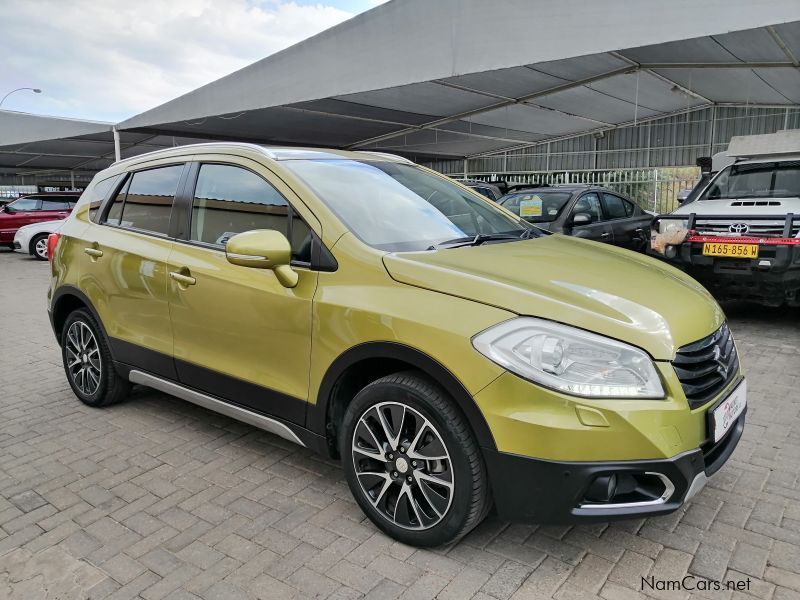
[47, 233, 61, 263]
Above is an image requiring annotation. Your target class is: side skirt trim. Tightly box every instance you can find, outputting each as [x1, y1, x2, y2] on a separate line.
[129, 369, 305, 447]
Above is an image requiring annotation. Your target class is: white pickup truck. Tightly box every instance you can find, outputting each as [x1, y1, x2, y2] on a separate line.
[652, 130, 800, 306]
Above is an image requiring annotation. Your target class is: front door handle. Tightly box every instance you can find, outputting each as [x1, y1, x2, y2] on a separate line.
[599, 232, 611, 239]
[84, 247, 104, 258]
[169, 271, 196, 286]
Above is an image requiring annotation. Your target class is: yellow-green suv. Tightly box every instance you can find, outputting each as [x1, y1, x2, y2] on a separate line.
[48, 143, 746, 546]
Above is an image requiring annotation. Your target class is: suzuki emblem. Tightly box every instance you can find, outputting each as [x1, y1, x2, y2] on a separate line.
[712, 345, 728, 378]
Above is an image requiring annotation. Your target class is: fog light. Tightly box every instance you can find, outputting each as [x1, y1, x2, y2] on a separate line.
[585, 474, 617, 502]
[664, 245, 677, 259]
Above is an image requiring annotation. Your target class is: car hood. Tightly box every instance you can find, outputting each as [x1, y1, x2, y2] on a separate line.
[382, 235, 724, 360]
[672, 197, 800, 216]
[16, 219, 65, 233]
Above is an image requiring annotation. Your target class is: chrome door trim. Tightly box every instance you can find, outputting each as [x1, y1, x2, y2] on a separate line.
[128, 370, 305, 447]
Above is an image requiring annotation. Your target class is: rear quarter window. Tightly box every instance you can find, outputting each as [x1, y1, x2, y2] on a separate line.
[88, 175, 123, 222]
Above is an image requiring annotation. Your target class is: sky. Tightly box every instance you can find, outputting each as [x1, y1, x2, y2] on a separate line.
[0, 0, 386, 123]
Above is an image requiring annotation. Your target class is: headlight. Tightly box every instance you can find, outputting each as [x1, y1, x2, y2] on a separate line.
[472, 318, 664, 398]
[658, 218, 686, 234]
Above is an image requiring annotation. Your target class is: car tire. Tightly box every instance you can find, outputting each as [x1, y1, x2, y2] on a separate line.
[61, 309, 130, 407]
[30, 233, 49, 261]
[340, 371, 490, 546]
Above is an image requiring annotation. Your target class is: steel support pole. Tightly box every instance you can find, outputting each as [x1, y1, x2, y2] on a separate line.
[653, 169, 659, 212]
[113, 127, 121, 162]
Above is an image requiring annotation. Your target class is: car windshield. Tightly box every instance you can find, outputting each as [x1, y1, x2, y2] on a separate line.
[283, 159, 531, 251]
[5, 197, 38, 212]
[499, 191, 573, 223]
[700, 162, 800, 200]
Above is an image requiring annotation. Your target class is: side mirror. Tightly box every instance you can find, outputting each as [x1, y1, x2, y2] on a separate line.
[225, 229, 298, 288]
[572, 213, 592, 226]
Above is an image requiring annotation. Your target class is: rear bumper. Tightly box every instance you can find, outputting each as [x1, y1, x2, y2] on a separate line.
[484, 411, 744, 524]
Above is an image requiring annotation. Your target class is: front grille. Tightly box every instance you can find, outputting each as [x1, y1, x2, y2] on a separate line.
[694, 220, 800, 237]
[673, 323, 739, 409]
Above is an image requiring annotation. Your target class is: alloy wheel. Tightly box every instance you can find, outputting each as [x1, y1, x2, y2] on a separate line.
[34, 237, 48, 259]
[65, 321, 101, 396]
[351, 401, 454, 530]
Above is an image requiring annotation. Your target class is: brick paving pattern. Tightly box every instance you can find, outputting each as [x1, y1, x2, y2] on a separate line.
[1, 248, 799, 599]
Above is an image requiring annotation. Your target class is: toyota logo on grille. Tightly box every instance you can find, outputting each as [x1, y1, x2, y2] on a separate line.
[729, 222, 749, 234]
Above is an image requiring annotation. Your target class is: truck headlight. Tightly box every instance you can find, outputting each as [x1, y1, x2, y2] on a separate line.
[472, 318, 664, 398]
[658, 218, 686, 234]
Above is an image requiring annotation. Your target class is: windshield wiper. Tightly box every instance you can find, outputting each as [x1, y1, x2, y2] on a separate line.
[428, 231, 532, 250]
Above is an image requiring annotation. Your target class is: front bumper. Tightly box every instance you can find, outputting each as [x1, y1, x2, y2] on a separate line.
[485, 410, 744, 523]
[659, 238, 800, 302]
[650, 213, 800, 304]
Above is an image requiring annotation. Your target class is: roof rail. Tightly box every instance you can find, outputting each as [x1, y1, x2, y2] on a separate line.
[358, 151, 414, 164]
[112, 142, 277, 166]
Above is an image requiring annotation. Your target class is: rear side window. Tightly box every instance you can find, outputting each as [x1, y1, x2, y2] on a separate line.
[190, 163, 311, 262]
[104, 165, 183, 235]
[41, 199, 69, 210]
[624, 199, 635, 216]
[603, 194, 629, 219]
[88, 175, 122, 221]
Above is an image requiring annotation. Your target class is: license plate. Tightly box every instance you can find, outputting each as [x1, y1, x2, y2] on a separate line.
[702, 242, 759, 258]
[711, 379, 746, 442]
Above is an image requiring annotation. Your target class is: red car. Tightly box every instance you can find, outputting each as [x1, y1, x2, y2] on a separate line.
[0, 192, 80, 248]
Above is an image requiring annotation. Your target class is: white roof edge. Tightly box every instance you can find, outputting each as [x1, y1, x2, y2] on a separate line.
[728, 130, 800, 158]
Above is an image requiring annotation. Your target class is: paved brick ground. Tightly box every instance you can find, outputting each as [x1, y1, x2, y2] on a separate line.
[1, 247, 799, 600]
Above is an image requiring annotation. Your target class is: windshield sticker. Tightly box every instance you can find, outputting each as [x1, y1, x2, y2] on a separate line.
[215, 231, 239, 245]
[519, 196, 543, 217]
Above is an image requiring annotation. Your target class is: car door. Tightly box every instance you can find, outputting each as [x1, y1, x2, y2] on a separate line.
[39, 198, 72, 223]
[601, 193, 648, 251]
[567, 192, 614, 243]
[0, 197, 43, 243]
[166, 158, 319, 425]
[80, 163, 187, 379]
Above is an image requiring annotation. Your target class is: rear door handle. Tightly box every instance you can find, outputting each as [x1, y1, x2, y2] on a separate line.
[84, 248, 103, 258]
[169, 271, 196, 286]
[600, 232, 611, 239]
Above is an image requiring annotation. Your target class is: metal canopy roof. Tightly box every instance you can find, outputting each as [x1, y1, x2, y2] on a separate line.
[0, 110, 222, 181]
[2, 0, 800, 183]
[116, 0, 800, 159]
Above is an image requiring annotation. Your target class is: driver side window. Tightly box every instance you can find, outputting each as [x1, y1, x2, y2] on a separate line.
[190, 163, 312, 263]
[571, 193, 603, 224]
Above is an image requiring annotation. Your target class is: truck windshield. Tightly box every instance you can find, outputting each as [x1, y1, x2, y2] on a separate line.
[283, 159, 532, 251]
[701, 162, 800, 200]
